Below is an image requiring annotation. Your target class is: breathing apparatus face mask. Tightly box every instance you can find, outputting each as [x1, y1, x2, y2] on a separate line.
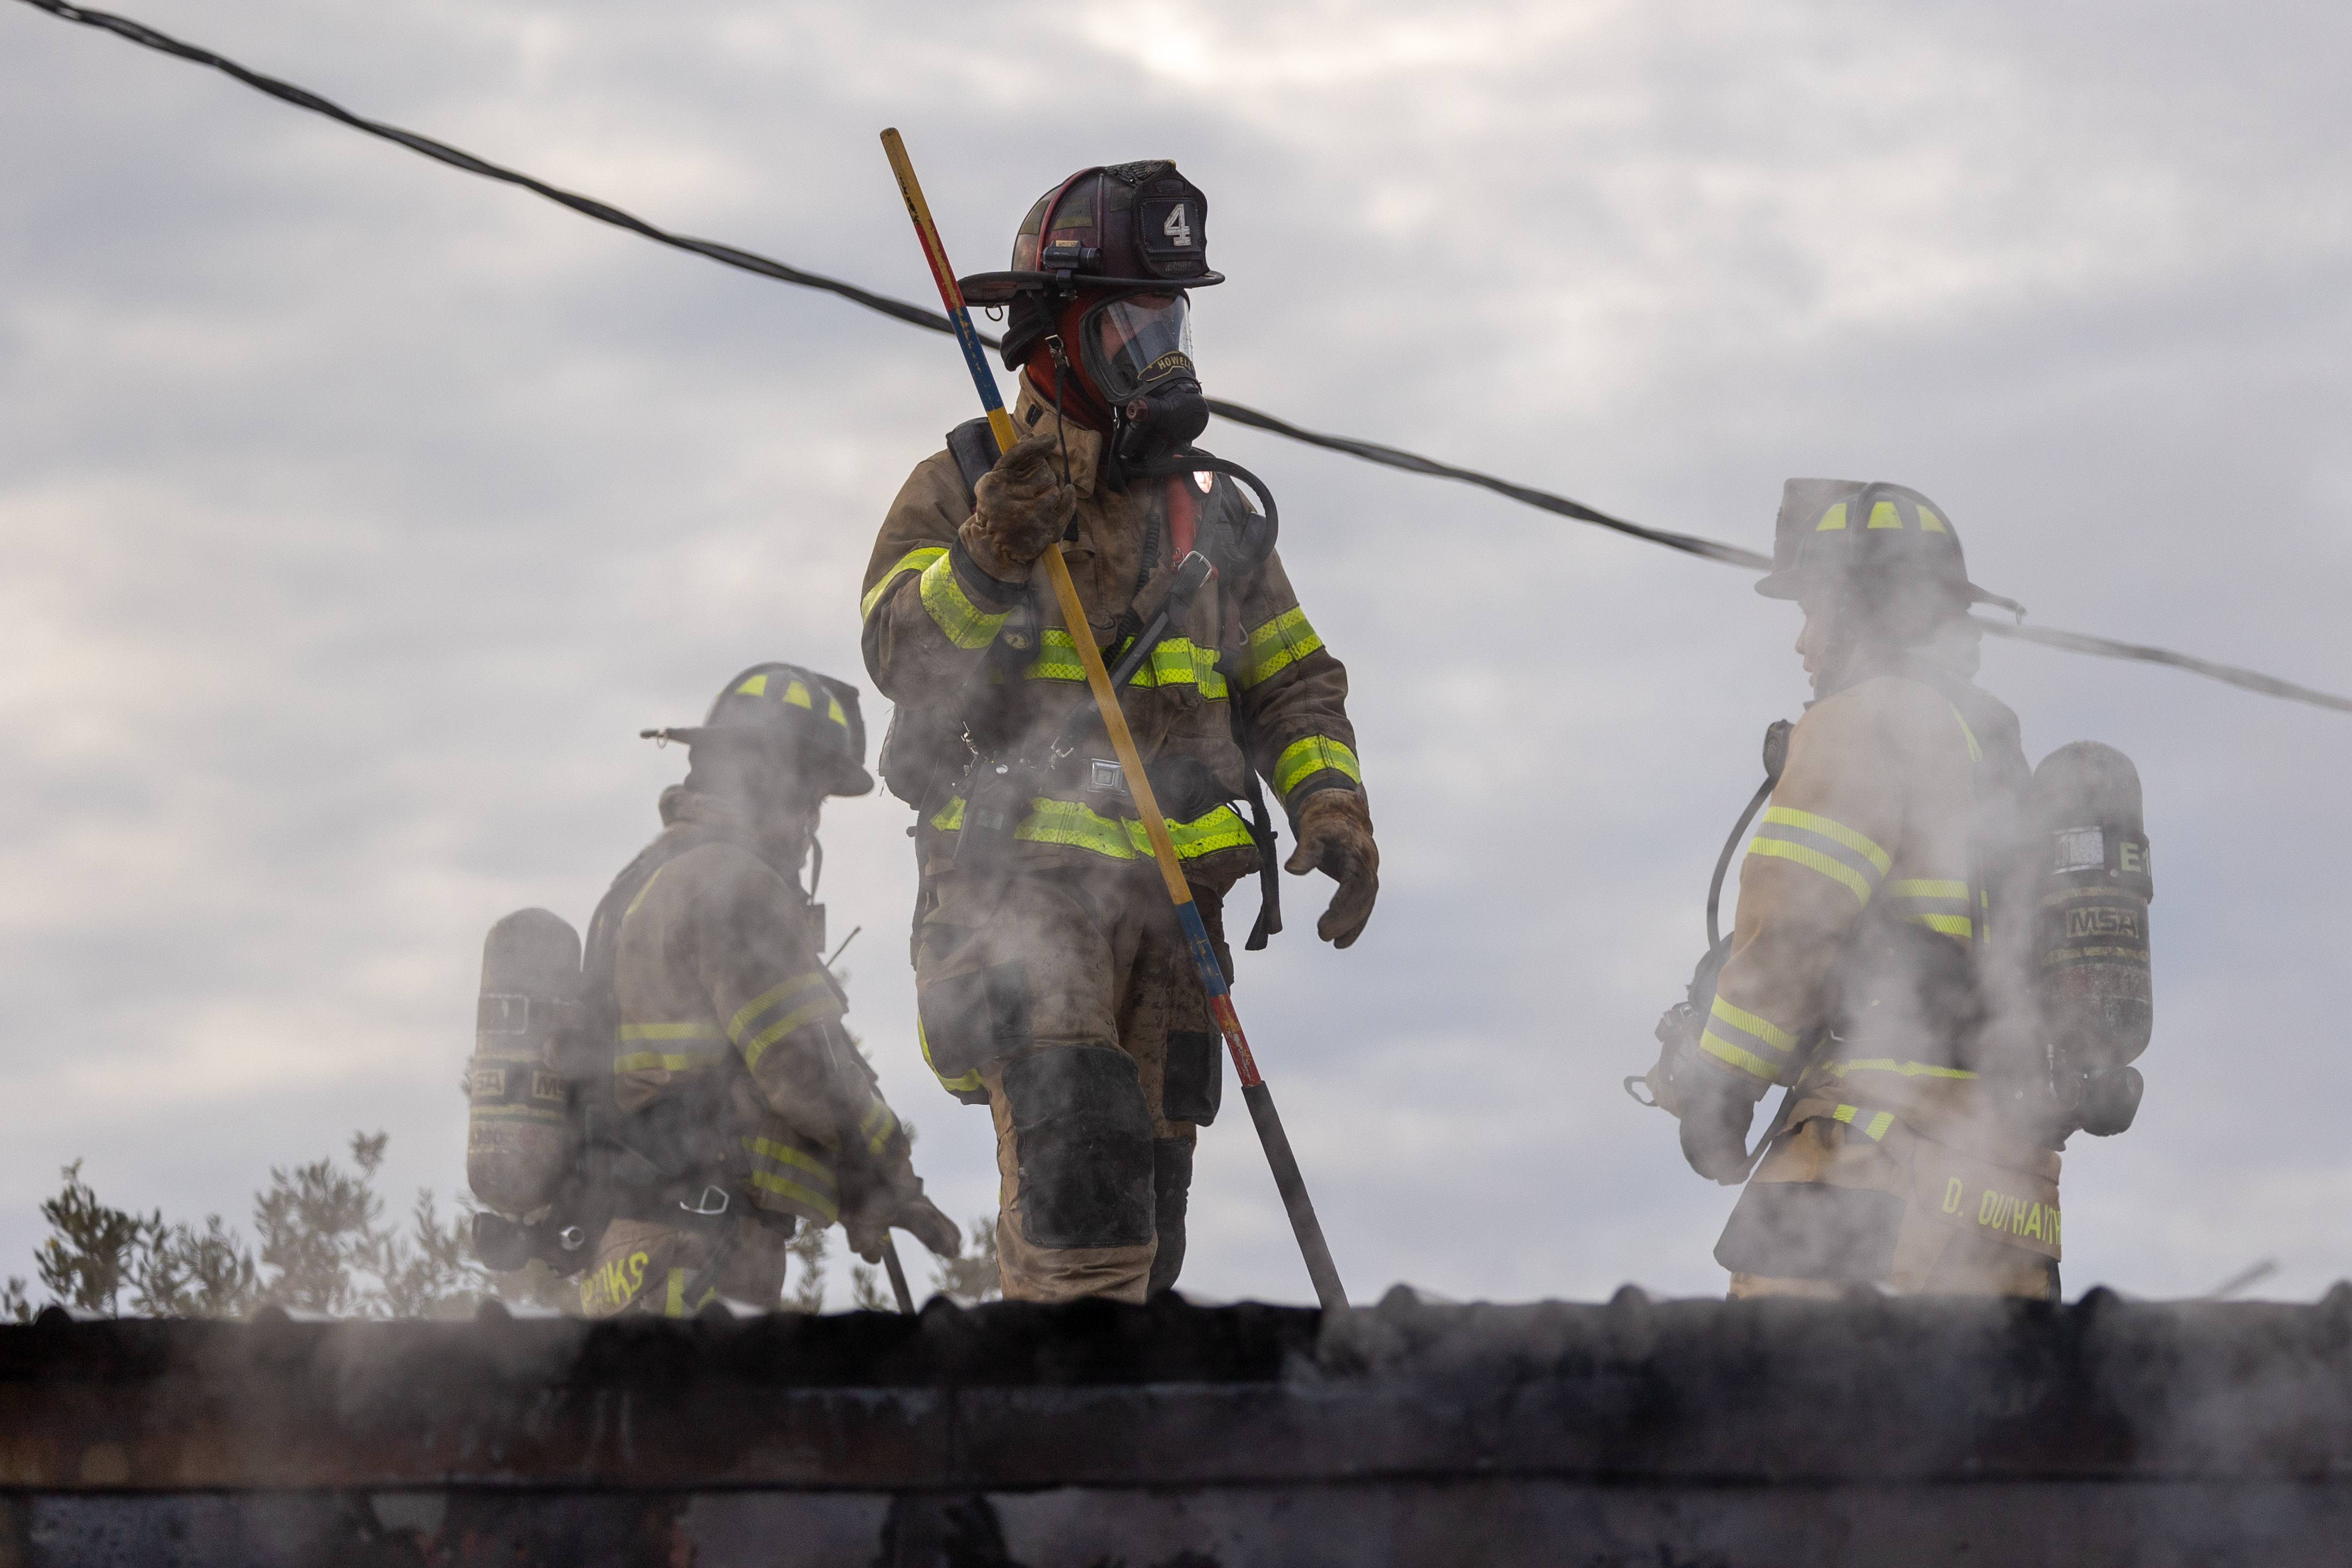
[1079, 290, 1209, 471]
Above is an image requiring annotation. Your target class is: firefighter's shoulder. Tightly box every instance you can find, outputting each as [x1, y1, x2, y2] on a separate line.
[1805, 674, 1978, 769]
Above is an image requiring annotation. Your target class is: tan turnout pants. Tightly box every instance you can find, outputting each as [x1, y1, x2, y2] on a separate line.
[915, 861, 1228, 1304]
[1721, 1101, 2062, 1302]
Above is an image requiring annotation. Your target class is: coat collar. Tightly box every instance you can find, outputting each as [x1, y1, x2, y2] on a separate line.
[1011, 374, 1106, 500]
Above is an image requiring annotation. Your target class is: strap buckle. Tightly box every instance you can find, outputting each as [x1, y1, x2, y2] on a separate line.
[680, 1185, 731, 1218]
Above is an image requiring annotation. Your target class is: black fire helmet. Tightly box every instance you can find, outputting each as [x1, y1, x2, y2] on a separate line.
[962, 161, 1223, 373]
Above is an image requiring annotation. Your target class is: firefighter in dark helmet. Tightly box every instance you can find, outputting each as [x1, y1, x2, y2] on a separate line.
[860, 162, 1376, 1303]
[1655, 482, 2070, 1299]
[574, 663, 959, 1316]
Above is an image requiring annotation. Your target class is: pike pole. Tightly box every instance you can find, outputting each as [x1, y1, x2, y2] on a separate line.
[880, 129, 1347, 1311]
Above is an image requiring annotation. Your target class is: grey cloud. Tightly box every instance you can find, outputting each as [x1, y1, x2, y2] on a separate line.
[0, 0, 2344, 1306]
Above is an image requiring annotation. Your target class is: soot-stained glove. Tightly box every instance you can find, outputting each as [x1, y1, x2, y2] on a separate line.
[845, 1188, 962, 1264]
[963, 431, 1077, 579]
[1284, 787, 1379, 949]
[1678, 1066, 1763, 1184]
[838, 1123, 963, 1263]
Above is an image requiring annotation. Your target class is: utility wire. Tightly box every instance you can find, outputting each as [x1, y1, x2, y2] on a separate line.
[16, 0, 2350, 719]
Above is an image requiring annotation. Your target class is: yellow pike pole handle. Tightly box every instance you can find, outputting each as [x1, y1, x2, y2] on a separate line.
[879, 130, 1346, 1309]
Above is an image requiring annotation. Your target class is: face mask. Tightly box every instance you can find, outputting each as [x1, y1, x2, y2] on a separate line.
[1079, 291, 1210, 473]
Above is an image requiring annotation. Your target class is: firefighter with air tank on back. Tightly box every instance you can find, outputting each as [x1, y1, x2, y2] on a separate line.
[1634, 480, 2157, 1299]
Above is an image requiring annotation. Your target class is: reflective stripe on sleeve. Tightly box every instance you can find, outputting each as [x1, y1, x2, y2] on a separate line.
[1699, 994, 1798, 1083]
[726, 972, 843, 1070]
[928, 794, 1256, 861]
[918, 551, 1009, 649]
[1236, 605, 1324, 690]
[739, 1135, 841, 1224]
[1747, 807, 1891, 906]
[857, 1096, 898, 1157]
[861, 546, 947, 620]
[1272, 735, 1361, 799]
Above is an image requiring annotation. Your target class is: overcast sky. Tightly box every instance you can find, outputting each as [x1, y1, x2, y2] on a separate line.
[2, 0, 2346, 1309]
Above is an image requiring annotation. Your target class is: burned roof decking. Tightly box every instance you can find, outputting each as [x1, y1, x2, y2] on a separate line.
[5, 1287, 2352, 1565]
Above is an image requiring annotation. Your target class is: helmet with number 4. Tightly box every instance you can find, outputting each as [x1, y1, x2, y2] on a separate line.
[963, 161, 1222, 393]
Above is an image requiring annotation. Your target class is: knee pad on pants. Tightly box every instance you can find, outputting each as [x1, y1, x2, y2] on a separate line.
[1148, 1137, 1195, 1297]
[1002, 1044, 1155, 1251]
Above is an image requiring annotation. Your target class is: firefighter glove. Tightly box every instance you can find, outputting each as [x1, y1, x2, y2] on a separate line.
[1679, 1067, 1761, 1185]
[845, 1189, 962, 1264]
[1285, 787, 1379, 949]
[964, 432, 1077, 578]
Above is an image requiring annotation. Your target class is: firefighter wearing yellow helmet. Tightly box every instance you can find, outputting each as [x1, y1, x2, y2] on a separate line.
[571, 663, 959, 1315]
[1649, 481, 2079, 1299]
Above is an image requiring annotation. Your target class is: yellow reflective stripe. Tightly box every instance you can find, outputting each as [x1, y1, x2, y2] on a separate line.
[861, 546, 947, 619]
[741, 1136, 839, 1190]
[1758, 808, 1892, 874]
[1830, 1104, 1896, 1141]
[1024, 627, 1089, 681]
[622, 861, 669, 919]
[726, 973, 832, 1047]
[1887, 879, 1968, 899]
[613, 1049, 727, 1074]
[1022, 630, 1227, 697]
[1141, 638, 1227, 698]
[615, 1022, 726, 1074]
[1943, 702, 1983, 763]
[1906, 913, 1975, 937]
[742, 1000, 844, 1070]
[1709, 995, 1796, 1053]
[1819, 1058, 1979, 1081]
[918, 1016, 983, 1095]
[744, 1170, 840, 1222]
[1237, 605, 1324, 690]
[740, 1135, 840, 1223]
[857, 1097, 897, 1156]
[918, 551, 1009, 649]
[1814, 502, 1849, 531]
[1745, 840, 1875, 905]
[666, 1268, 686, 1317]
[1867, 500, 1903, 529]
[466, 1104, 568, 1123]
[1273, 735, 1361, 798]
[1917, 505, 1949, 534]
[928, 794, 1254, 861]
[1700, 1032, 1778, 1082]
[1748, 807, 1891, 907]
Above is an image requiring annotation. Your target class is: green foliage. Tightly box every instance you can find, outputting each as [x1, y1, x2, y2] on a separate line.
[849, 1261, 893, 1311]
[930, 1214, 1002, 1306]
[16, 1134, 521, 1320]
[783, 1223, 831, 1313]
[13, 1136, 998, 1319]
[35, 1161, 153, 1313]
[131, 1215, 259, 1319]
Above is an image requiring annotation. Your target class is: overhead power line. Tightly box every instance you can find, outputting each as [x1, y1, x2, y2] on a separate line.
[15, 0, 2350, 719]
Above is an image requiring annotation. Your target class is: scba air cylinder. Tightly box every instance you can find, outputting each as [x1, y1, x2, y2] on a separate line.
[466, 908, 583, 1216]
[2032, 742, 2153, 1136]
